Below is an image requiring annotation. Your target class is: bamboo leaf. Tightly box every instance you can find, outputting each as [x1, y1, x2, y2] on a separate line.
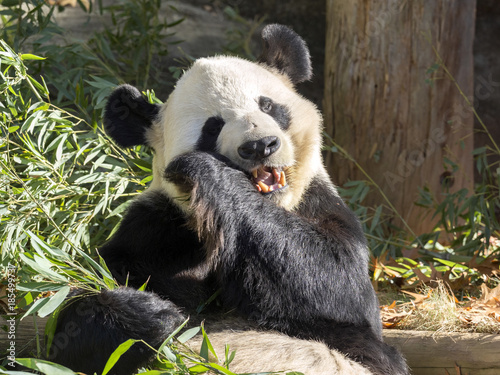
[26, 230, 71, 261]
[102, 339, 137, 375]
[20, 254, 68, 283]
[22, 297, 50, 319]
[16, 358, 75, 375]
[200, 323, 218, 362]
[157, 318, 190, 360]
[21, 53, 46, 61]
[370, 205, 383, 232]
[37, 286, 71, 318]
[162, 345, 177, 362]
[74, 247, 114, 283]
[17, 282, 66, 292]
[177, 326, 200, 343]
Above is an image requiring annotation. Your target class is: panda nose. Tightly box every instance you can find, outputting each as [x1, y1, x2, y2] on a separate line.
[238, 136, 281, 160]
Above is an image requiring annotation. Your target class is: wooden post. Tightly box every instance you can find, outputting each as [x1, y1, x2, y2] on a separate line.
[324, 1, 476, 234]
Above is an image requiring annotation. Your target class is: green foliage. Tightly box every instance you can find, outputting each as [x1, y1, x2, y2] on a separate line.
[89, 0, 184, 91]
[10, 358, 76, 375]
[222, 6, 266, 60]
[0, 0, 180, 120]
[0, 0, 179, 270]
[0, 3, 305, 374]
[0, 29, 138, 369]
[338, 180, 402, 257]
[0, 39, 151, 269]
[1, 1, 179, 372]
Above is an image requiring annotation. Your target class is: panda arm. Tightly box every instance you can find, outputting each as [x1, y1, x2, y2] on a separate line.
[164, 152, 414, 375]
[165, 151, 380, 333]
[99, 190, 215, 309]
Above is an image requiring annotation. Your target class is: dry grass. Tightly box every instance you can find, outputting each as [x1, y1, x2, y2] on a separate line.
[380, 282, 500, 334]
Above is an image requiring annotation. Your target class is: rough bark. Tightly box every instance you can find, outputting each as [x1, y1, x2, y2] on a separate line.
[324, 0, 476, 234]
[474, 0, 500, 181]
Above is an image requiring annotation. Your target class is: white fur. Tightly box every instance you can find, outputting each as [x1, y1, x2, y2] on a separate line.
[147, 55, 325, 211]
[188, 328, 372, 375]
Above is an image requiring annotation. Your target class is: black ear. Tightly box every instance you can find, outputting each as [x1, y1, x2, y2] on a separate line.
[103, 84, 161, 148]
[258, 24, 312, 85]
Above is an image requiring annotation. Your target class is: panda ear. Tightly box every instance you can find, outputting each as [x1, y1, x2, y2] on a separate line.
[103, 84, 160, 148]
[258, 24, 312, 85]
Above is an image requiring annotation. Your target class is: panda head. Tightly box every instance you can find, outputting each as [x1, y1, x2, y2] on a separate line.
[104, 24, 324, 210]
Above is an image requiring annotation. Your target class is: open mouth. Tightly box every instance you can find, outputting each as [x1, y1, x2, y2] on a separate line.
[251, 166, 287, 194]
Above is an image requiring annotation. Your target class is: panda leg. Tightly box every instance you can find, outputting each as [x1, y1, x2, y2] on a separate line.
[48, 287, 185, 375]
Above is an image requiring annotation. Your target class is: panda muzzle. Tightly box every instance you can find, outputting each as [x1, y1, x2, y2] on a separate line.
[251, 167, 287, 193]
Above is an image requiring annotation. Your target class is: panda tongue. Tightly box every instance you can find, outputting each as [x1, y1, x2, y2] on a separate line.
[255, 168, 274, 185]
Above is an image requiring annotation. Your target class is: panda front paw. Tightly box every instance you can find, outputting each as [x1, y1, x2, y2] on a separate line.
[164, 151, 249, 194]
[164, 153, 198, 192]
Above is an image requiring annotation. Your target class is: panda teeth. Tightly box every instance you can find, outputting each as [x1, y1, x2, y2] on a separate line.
[252, 167, 286, 193]
[279, 171, 286, 187]
[257, 181, 270, 193]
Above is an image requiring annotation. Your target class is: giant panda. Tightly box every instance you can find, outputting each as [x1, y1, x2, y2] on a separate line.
[50, 24, 408, 375]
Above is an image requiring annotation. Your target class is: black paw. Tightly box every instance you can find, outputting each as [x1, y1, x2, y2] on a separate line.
[164, 152, 242, 191]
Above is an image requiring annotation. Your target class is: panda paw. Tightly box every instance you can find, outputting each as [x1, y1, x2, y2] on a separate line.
[165, 151, 248, 193]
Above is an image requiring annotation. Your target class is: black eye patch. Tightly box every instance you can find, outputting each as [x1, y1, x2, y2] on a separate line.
[196, 116, 225, 152]
[258, 96, 291, 130]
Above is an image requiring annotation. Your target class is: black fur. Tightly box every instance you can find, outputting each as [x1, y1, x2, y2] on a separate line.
[196, 116, 225, 152]
[99, 190, 216, 310]
[103, 84, 160, 148]
[258, 24, 312, 84]
[49, 288, 185, 375]
[164, 152, 408, 375]
[259, 96, 291, 130]
[164, 152, 374, 330]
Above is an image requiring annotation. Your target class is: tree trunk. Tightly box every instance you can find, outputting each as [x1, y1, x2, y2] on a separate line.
[324, 1, 476, 235]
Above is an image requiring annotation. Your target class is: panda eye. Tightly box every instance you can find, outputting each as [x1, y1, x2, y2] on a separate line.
[259, 97, 273, 113]
[258, 96, 291, 130]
